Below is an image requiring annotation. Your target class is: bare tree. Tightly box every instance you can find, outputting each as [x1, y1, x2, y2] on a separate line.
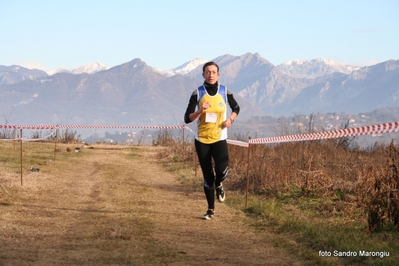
[1, 107, 17, 139]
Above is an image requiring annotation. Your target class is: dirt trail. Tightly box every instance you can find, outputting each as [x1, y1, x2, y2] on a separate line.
[135, 148, 301, 266]
[0, 145, 302, 265]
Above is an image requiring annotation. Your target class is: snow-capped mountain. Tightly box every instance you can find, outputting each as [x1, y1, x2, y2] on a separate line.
[1, 53, 398, 132]
[276, 58, 360, 79]
[49, 62, 108, 75]
[154, 58, 207, 77]
[0, 65, 48, 85]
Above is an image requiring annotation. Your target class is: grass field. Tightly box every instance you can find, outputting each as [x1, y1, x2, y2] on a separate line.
[160, 136, 399, 265]
[1, 139, 399, 265]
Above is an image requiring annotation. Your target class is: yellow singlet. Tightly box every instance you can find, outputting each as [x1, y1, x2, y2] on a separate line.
[197, 92, 227, 144]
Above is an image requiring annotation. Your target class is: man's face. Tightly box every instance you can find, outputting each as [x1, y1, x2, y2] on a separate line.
[202, 65, 220, 85]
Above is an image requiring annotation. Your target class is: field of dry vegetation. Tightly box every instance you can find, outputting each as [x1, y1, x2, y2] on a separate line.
[158, 130, 399, 265]
[1, 129, 399, 265]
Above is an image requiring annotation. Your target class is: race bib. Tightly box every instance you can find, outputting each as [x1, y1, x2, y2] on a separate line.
[205, 112, 217, 123]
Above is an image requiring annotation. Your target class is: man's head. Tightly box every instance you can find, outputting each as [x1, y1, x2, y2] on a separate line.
[202, 61, 220, 85]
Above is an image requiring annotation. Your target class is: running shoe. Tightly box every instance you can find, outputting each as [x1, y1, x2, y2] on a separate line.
[201, 209, 214, 220]
[216, 184, 225, 202]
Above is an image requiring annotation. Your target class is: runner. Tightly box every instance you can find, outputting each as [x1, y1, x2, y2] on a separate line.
[184, 61, 240, 219]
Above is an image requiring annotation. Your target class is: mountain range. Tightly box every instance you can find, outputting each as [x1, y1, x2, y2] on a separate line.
[0, 53, 398, 138]
[48, 62, 109, 75]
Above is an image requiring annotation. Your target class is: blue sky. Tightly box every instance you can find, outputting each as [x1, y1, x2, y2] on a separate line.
[1, 0, 398, 72]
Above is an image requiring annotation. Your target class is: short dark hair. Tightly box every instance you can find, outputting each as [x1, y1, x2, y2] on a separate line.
[202, 61, 219, 73]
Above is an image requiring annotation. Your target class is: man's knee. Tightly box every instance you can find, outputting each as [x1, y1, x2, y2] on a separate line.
[216, 166, 229, 182]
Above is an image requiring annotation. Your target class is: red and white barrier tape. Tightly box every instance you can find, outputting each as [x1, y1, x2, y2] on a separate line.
[249, 121, 399, 144]
[1, 122, 398, 146]
[0, 124, 186, 130]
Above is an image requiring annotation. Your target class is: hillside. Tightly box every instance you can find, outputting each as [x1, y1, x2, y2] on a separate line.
[1, 53, 398, 139]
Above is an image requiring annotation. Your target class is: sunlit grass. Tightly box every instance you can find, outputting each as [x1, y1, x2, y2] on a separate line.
[224, 193, 399, 265]
[0, 142, 187, 265]
[2, 134, 399, 265]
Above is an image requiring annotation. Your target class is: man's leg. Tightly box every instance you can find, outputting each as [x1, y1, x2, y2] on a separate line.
[195, 140, 216, 211]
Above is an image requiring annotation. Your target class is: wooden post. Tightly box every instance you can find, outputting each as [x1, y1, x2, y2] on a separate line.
[20, 129, 23, 186]
[182, 127, 185, 152]
[194, 147, 197, 178]
[13, 130, 16, 150]
[54, 142, 57, 161]
[245, 139, 251, 208]
[53, 129, 58, 161]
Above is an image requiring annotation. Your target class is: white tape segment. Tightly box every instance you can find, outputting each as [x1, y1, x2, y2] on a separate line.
[227, 139, 250, 147]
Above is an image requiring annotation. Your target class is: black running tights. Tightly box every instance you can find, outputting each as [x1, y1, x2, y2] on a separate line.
[195, 139, 229, 188]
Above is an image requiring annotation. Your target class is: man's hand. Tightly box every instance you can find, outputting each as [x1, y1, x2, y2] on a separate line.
[201, 101, 211, 112]
[223, 118, 233, 128]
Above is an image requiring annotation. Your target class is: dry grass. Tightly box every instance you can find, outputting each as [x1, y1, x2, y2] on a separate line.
[1, 141, 304, 265]
[158, 135, 399, 265]
[225, 139, 399, 231]
[0, 143, 180, 265]
[2, 132, 399, 265]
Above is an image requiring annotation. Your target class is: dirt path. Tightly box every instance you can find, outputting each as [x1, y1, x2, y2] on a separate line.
[0, 145, 302, 265]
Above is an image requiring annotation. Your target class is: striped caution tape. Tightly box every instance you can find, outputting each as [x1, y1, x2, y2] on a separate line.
[2, 122, 398, 146]
[0, 124, 186, 130]
[249, 121, 399, 144]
